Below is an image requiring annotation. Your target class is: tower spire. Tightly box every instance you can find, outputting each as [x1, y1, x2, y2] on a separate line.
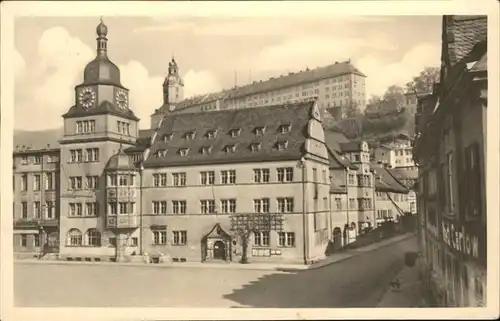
[96, 18, 108, 57]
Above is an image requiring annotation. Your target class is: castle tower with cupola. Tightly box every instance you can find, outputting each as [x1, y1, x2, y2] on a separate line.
[163, 56, 184, 106]
[58, 19, 141, 260]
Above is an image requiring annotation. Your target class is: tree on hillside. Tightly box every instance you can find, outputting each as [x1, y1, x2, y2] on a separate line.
[405, 67, 440, 95]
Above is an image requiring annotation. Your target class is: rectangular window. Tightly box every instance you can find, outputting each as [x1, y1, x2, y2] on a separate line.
[69, 203, 83, 217]
[277, 167, 294, 182]
[86, 202, 97, 216]
[45, 201, 55, 219]
[33, 175, 41, 191]
[119, 202, 129, 214]
[220, 199, 236, 214]
[152, 231, 167, 245]
[349, 198, 356, 209]
[33, 201, 41, 219]
[277, 197, 294, 213]
[348, 174, 355, 185]
[85, 176, 99, 189]
[254, 231, 270, 246]
[21, 202, 28, 219]
[33, 156, 42, 165]
[130, 237, 138, 247]
[253, 198, 270, 213]
[153, 173, 167, 187]
[109, 203, 117, 215]
[447, 152, 455, 212]
[21, 235, 27, 247]
[200, 171, 215, 185]
[200, 200, 216, 214]
[21, 174, 27, 191]
[152, 201, 167, 215]
[172, 172, 186, 186]
[69, 149, 83, 163]
[172, 231, 187, 245]
[85, 148, 99, 162]
[335, 198, 342, 210]
[33, 234, 40, 247]
[172, 200, 187, 214]
[44, 172, 54, 190]
[221, 170, 236, 184]
[253, 168, 270, 183]
[69, 176, 83, 190]
[278, 232, 295, 247]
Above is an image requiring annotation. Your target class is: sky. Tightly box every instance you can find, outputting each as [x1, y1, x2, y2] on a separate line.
[14, 15, 442, 130]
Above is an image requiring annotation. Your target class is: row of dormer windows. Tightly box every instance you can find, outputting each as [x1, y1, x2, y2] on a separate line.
[155, 140, 288, 158]
[162, 124, 291, 143]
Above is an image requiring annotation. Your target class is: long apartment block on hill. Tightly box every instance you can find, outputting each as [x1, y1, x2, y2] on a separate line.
[151, 60, 367, 128]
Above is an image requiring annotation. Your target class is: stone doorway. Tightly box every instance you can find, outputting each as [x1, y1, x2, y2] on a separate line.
[201, 223, 231, 262]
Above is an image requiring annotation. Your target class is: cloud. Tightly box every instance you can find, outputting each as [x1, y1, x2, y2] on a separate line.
[357, 42, 441, 96]
[183, 69, 222, 98]
[244, 34, 399, 72]
[14, 26, 222, 130]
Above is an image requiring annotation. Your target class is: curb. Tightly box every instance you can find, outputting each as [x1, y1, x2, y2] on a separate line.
[15, 233, 415, 272]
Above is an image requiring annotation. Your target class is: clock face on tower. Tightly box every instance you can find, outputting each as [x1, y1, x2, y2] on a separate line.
[78, 87, 96, 109]
[115, 90, 128, 109]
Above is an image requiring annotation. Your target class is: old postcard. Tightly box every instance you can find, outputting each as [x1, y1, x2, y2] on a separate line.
[1, 1, 498, 320]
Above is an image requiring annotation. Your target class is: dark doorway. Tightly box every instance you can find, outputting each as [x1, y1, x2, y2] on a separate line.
[333, 227, 343, 252]
[213, 240, 226, 260]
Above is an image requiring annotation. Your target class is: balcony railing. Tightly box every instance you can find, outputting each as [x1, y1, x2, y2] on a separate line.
[106, 215, 139, 229]
[106, 188, 137, 199]
[14, 218, 59, 229]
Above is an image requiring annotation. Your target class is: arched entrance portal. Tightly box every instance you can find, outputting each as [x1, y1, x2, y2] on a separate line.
[201, 223, 231, 262]
[213, 240, 227, 260]
[332, 227, 342, 252]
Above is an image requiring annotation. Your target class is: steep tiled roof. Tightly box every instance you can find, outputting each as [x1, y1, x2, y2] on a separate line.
[373, 166, 409, 194]
[143, 101, 314, 168]
[124, 129, 154, 153]
[327, 147, 357, 170]
[176, 91, 229, 109]
[339, 141, 362, 153]
[62, 101, 140, 121]
[324, 130, 350, 153]
[14, 128, 63, 151]
[330, 177, 346, 194]
[445, 15, 487, 66]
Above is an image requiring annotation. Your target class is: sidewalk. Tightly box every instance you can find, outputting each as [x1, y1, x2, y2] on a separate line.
[15, 233, 415, 272]
[376, 258, 423, 307]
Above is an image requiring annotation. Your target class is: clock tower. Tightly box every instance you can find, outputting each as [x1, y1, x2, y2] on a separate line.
[58, 19, 141, 260]
[163, 56, 184, 106]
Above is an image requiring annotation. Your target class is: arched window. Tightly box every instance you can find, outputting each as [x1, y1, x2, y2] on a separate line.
[66, 229, 82, 246]
[85, 228, 101, 247]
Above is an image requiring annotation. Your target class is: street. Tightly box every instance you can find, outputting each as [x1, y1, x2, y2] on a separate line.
[15, 236, 417, 308]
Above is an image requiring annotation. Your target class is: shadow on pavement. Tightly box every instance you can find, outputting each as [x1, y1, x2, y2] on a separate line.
[223, 250, 410, 308]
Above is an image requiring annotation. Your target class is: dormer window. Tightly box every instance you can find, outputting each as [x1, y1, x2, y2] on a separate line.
[279, 124, 292, 134]
[254, 126, 266, 136]
[206, 130, 217, 139]
[250, 142, 262, 152]
[185, 131, 196, 140]
[200, 146, 212, 155]
[164, 133, 173, 142]
[276, 140, 288, 151]
[225, 144, 237, 153]
[156, 149, 168, 157]
[179, 148, 190, 156]
[229, 128, 241, 138]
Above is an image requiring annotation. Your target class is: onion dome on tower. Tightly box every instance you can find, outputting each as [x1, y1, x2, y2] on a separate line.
[83, 18, 122, 87]
[105, 145, 137, 172]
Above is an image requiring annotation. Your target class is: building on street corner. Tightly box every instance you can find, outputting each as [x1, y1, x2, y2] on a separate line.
[413, 15, 487, 307]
